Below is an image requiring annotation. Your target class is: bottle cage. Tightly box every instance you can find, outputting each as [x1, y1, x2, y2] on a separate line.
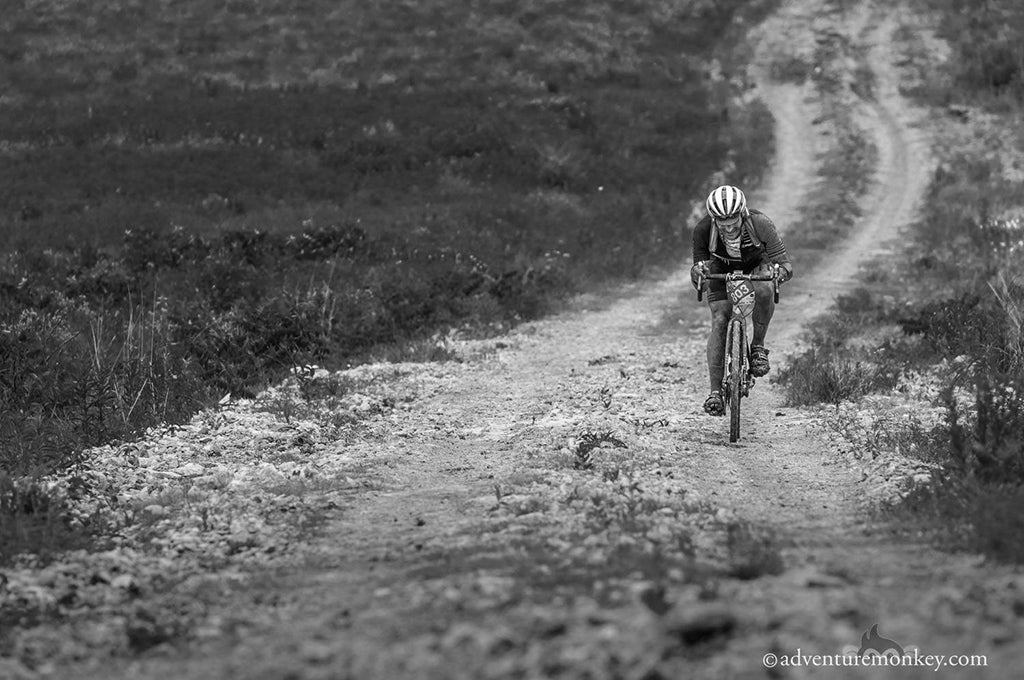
[726, 279, 756, 319]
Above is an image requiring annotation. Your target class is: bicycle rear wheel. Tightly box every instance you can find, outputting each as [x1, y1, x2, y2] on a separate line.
[728, 320, 744, 442]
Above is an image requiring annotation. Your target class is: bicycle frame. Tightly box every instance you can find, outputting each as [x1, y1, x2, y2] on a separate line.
[697, 270, 780, 442]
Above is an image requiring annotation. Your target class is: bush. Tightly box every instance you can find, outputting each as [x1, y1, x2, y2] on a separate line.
[898, 293, 1004, 359]
[927, 0, 1024, 98]
[724, 521, 785, 579]
[942, 363, 1024, 483]
[774, 348, 899, 407]
[896, 271, 1024, 482]
[969, 485, 1024, 563]
[957, 374, 1024, 473]
[0, 474, 100, 565]
[0, 293, 213, 475]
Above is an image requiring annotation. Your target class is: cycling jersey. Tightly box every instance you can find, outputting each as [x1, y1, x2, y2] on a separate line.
[692, 208, 791, 272]
[692, 208, 792, 303]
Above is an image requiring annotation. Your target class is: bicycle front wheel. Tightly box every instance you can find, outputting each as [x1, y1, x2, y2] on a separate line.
[728, 320, 744, 442]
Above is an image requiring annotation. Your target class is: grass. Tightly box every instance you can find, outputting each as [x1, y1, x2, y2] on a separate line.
[774, 347, 900, 408]
[0, 0, 776, 251]
[0, 474, 103, 564]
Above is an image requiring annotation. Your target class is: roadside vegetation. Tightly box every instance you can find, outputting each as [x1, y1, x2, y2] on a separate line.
[0, 0, 781, 563]
[773, 0, 1024, 563]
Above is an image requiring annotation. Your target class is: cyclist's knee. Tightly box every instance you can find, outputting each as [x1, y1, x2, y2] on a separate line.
[709, 301, 731, 326]
[752, 282, 775, 308]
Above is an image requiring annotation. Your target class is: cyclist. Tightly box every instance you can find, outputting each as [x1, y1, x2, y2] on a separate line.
[690, 185, 793, 416]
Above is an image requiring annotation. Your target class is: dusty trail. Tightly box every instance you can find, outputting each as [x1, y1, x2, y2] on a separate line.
[57, 1, 1024, 679]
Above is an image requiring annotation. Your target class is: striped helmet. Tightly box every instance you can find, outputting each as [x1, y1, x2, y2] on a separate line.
[706, 185, 747, 219]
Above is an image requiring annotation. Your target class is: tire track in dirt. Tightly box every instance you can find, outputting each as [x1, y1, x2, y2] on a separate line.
[769, 15, 932, 353]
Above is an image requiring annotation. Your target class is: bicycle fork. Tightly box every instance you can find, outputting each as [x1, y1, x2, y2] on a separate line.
[722, 318, 754, 401]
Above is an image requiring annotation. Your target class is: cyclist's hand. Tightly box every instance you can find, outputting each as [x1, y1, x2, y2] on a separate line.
[690, 261, 710, 289]
[775, 263, 793, 283]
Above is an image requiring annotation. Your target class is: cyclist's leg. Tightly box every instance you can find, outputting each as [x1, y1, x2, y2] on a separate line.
[707, 299, 731, 389]
[704, 298, 731, 415]
[750, 285, 775, 346]
[705, 259, 732, 392]
[750, 262, 777, 347]
[748, 262, 776, 377]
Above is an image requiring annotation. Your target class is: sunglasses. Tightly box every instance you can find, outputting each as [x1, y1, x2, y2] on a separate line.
[717, 215, 742, 227]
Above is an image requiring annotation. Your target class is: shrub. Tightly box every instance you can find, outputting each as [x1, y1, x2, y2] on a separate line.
[724, 521, 785, 580]
[898, 293, 1003, 359]
[774, 348, 899, 407]
[898, 271, 1024, 482]
[927, 0, 1024, 98]
[919, 158, 1014, 250]
[942, 363, 1024, 483]
[0, 294, 213, 475]
[969, 485, 1024, 564]
[901, 474, 1024, 565]
[0, 474, 99, 565]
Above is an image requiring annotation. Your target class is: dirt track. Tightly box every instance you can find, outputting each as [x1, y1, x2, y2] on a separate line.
[25, 1, 1024, 679]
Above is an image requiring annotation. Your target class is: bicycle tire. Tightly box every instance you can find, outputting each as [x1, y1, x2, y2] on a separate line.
[728, 320, 743, 442]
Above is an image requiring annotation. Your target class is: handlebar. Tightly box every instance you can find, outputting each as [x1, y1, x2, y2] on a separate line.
[700, 273, 778, 281]
[696, 271, 781, 303]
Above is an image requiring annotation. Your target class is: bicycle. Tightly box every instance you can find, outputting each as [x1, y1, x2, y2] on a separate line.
[696, 269, 781, 442]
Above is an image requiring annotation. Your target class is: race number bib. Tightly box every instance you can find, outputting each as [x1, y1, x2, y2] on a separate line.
[726, 280, 756, 318]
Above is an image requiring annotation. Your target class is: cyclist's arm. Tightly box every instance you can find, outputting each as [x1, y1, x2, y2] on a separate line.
[750, 214, 793, 279]
[692, 216, 712, 264]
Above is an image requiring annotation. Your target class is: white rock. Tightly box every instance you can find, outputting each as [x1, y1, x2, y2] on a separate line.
[255, 463, 286, 486]
[111, 574, 135, 589]
[175, 463, 205, 477]
[212, 467, 234, 487]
